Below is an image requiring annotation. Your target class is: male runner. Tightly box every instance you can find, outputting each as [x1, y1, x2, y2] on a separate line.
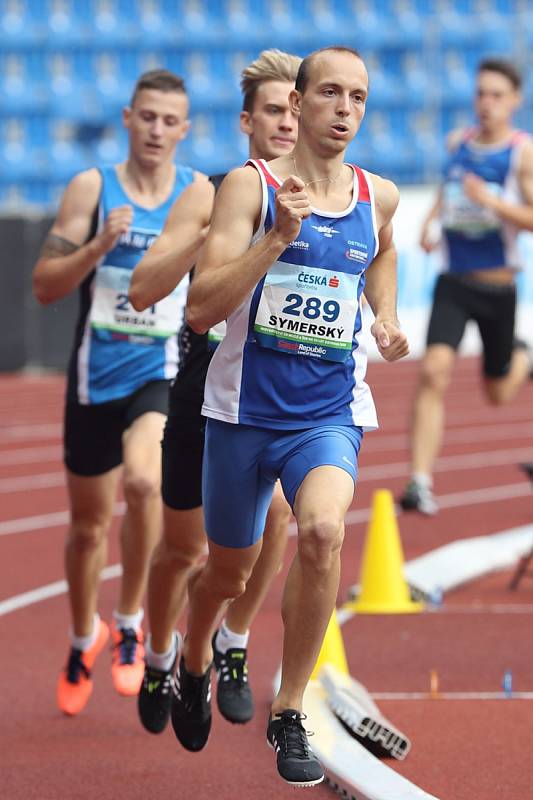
[129, 50, 301, 733]
[176, 46, 408, 786]
[399, 58, 533, 515]
[32, 70, 203, 715]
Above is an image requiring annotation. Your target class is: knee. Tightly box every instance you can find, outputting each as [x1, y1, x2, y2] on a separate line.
[297, 517, 344, 575]
[202, 559, 253, 604]
[419, 357, 451, 394]
[156, 529, 205, 571]
[68, 518, 107, 552]
[123, 472, 160, 507]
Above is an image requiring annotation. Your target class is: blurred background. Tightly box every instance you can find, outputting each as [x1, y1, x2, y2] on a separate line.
[1, 0, 532, 372]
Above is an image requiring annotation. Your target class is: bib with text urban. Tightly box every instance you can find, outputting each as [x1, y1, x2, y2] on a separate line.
[90, 265, 185, 341]
[253, 261, 359, 361]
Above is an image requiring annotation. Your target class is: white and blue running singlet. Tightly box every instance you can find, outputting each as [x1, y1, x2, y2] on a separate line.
[69, 164, 194, 405]
[441, 128, 528, 273]
[202, 158, 379, 431]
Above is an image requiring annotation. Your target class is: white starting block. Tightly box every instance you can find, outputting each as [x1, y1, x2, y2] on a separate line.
[319, 664, 411, 761]
[304, 682, 440, 800]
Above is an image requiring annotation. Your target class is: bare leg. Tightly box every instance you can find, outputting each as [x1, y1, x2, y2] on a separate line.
[148, 504, 207, 654]
[117, 411, 166, 615]
[225, 484, 290, 634]
[272, 465, 354, 715]
[183, 539, 263, 675]
[484, 347, 530, 405]
[410, 344, 455, 476]
[65, 467, 121, 636]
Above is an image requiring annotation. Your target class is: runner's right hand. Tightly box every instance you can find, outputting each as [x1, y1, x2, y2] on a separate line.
[274, 176, 311, 244]
[94, 205, 133, 255]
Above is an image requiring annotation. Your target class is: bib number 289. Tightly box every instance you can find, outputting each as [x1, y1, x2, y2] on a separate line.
[282, 293, 340, 322]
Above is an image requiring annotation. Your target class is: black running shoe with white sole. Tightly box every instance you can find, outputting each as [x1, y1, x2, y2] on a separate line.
[138, 657, 176, 734]
[212, 632, 254, 724]
[267, 709, 324, 787]
[399, 479, 438, 515]
[171, 656, 212, 752]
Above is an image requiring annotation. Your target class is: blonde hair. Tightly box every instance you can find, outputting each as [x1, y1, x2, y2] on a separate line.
[241, 49, 302, 112]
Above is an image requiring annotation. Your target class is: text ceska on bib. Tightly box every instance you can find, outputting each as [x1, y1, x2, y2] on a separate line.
[253, 260, 360, 362]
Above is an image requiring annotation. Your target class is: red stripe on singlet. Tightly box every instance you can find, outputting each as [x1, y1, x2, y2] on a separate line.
[246, 158, 281, 188]
[353, 165, 370, 203]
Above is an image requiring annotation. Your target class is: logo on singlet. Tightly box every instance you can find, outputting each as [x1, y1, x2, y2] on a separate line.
[311, 224, 339, 238]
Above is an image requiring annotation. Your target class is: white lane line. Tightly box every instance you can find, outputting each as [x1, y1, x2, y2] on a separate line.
[371, 692, 533, 701]
[0, 502, 125, 536]
[0, 446, 61, 466]
[0, 472, 65, 493]
[0, 564, 122, 617]
[0, 423, 62, 441]
[0, 482, 530, 539]
[361, 447, 533, 482]
[367, 421, 533, 452]
[2, 444, 532, 497]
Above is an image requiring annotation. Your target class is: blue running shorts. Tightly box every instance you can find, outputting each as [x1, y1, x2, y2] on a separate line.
[202, 420, 363, 548]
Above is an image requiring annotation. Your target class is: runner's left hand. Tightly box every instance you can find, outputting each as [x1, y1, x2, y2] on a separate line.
[370, 319, 409, 362]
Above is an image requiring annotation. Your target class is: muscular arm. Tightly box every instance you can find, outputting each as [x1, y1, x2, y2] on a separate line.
[32, 169, 104, 305]
[129, 179, 215, 312]
[186, 167, 300, 333]
[364, 176, 409, 361]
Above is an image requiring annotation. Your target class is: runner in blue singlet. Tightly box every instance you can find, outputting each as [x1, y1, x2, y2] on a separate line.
[179, 46, 409, 786]
[400, 58, 533, 516]
[32, 70, 205, 716]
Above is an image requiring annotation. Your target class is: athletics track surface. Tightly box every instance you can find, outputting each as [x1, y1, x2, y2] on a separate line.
[1, 357, 532, 800]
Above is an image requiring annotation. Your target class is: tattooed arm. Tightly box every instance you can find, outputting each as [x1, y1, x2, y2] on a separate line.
[32, 169, 133, 305]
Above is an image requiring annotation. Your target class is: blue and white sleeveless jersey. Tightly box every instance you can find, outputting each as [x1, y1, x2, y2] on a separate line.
[69, 164, 194, 405]
[441, 128, 528, 273]
[202, 158, 379, 431]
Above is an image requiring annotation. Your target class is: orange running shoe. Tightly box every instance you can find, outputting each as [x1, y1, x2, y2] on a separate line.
[56, 619, 110, 716]
[111, 623, 145, 696]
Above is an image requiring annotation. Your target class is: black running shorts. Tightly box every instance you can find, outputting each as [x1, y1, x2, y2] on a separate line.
[64, 380, 171, 476]
[161, 408, 205, 511]
[426, 272, 516, 378]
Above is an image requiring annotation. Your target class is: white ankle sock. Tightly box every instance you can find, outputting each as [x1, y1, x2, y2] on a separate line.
[113, 608, 144, 631]
[412, 472, 432, 489]
[69, 613, 100, 652]
[145, 632, 180, 672]
[215, 621, 249, 653]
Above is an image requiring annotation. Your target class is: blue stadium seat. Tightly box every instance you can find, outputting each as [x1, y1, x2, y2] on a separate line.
[0, 118, 48, 182]
[0, 53, 49, 114]
[44, 0, 90, 47]
[48, 120, 93, 183]
[45, 53, 101, 123]
[135, 0, 178, 47]
[0, 0, 45, 47]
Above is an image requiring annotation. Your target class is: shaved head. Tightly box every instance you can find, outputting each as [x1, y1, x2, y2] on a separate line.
[295, 46, 364, 95]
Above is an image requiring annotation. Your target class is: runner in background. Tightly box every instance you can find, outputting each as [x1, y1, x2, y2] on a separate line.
[399, 58, 533, 516]
[32, 70, 204, 715]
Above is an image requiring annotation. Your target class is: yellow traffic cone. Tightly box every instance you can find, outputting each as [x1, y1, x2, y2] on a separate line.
[310, 609, 349, 680]
[346, 489, 424, 614]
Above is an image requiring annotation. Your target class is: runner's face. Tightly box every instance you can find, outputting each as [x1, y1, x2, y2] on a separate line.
[475, 71, 520, 133]
[295, 52, 368, 155]
[241, 80, 298, 160]
[124, 89, 190, 167]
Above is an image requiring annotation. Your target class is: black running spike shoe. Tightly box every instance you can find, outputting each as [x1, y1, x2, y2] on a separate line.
[171, 656, 212, 752]
[212, 632, 254, 724]
[267, 709, 324, 787]
[138, 657, 176, 734]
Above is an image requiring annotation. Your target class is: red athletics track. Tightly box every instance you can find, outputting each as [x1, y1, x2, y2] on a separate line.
[1, 357, 533, 800]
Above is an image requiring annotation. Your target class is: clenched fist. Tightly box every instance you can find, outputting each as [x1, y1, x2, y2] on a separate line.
[273, 176, 312, 244]
[94, 205, 133, 256]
